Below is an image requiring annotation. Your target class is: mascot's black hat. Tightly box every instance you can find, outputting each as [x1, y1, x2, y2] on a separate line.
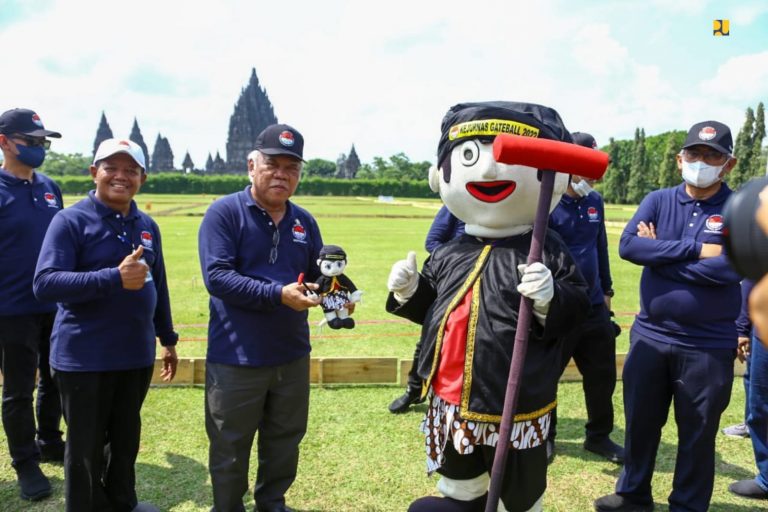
[436, 101, 573, 180]
[319, 245, 347, 261]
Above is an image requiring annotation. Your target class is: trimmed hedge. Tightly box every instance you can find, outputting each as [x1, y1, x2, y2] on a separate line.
[52, 174, 437, 197]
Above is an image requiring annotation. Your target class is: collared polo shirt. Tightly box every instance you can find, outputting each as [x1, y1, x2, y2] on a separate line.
[34, 191, 177, 371]
[0, 169, 62, 315]
[199, 186, 323, 367]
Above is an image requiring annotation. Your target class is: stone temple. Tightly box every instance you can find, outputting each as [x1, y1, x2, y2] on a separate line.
[226, 68, 278, 172]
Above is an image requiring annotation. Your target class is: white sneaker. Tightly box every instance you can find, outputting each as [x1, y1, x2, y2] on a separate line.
[722, 422, 750, 438]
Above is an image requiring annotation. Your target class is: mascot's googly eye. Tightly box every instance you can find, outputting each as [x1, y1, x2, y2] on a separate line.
[459, 140, 480, 167]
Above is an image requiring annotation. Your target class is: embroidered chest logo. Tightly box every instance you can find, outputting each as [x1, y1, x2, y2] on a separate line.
[140, 230, 153, 249]
[292, 219, 307, 242]
[705, 214, 724, 232]
[587, 206, 599, 221]
[43, 192, 58, 208]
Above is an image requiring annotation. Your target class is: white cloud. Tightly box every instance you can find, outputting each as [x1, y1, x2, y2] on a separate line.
[1, 0, 766, 169]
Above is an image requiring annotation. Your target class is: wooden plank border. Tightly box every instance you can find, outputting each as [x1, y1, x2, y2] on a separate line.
[1, 354, 746, 387]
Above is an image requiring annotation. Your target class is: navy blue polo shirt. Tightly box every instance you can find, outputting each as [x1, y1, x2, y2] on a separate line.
[0, 169, 62, 316]
[549, 191, 612, 305]
[425, 206, 465, 253]
[34, 191, 178, 372]
[198, 186, 323, 367]
[619, 183, 741, 349]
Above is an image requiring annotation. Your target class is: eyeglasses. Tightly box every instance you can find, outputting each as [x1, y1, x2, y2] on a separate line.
[11, 135, 51, 150]
[268, 229, 280, 264]
[681, 148, 728, 165]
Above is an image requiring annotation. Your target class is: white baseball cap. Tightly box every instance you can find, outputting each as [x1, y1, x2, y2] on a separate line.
[93, 138, 146, 170]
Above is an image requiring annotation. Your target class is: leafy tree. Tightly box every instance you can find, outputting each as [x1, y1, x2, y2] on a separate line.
[730, 107, 755, 189]
[38, 151, 91, 176]
[750, 102, 766, 180]
[656, 136, 680, 190]
[627, 128, 651, 203]
[598, 138, 630, 203]
[356, 153, 430, 180]
[303, 158, 337, 177]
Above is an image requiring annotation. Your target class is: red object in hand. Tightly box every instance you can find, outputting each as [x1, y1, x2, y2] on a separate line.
[298, 272, 305, 285]
[493, 134, 609, 180]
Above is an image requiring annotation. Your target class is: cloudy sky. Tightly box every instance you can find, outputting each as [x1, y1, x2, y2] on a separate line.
[1, 0, 766, 168]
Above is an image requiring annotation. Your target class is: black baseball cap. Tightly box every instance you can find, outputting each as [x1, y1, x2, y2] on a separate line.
[0, 108, 61, 138]
[571, 132, 598, 149]
[682, 120, 733, 155]
[319, 244, 347, 261]
[254, 123, 304, 161]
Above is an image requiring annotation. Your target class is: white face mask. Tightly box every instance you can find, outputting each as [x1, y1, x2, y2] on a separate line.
[571, 179, 593, 197]
[681, 159, 727, 188]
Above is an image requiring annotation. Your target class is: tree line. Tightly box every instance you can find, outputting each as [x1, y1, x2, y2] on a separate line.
[598, 102, 766, 204]
[33, 103, 767, 204]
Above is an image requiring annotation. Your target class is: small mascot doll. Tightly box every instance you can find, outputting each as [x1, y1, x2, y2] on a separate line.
[386, 102, 591, 512]
[316, 244, 362, 329]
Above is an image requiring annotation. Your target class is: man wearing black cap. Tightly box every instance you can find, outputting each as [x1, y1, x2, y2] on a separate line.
[595, 121, 740, 512]
[547, 132, 623, 465]
[199, 123, 323, 512]
[0, 108, 64, 501]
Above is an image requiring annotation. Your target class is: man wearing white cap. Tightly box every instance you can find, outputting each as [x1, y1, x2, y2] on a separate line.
[34, 138, 179, 512]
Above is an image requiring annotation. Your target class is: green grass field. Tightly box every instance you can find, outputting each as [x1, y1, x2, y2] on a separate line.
[0, 194, 756, 511]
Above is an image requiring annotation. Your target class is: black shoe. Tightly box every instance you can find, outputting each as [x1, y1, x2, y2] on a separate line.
[341, 317, 355, 329]
[584, 436, 625, 464]
[594, 493, 653, 511]
[255, 506, 296, 512]
[328, 318, 343, 329]
[388, 390, 425, 413]
[729, 479, 768, 499]
[37, 440, 65, 463]
[15, 460, 52, 501]
[408, 494, 487, 512]
[546, 438, 555, 465]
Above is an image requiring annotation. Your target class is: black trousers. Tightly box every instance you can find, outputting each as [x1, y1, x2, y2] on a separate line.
[551, 303, 617, 440]
[53, 365, 153, 512]
[438, 441, 547, 512]
[616, 335, 733, 512]
[0, 312, 62, 468]
[405, 339, 423, 393]
[206, 357, 310, 512]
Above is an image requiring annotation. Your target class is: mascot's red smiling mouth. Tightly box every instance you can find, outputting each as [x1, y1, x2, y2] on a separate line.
[466, 181, 517, 203]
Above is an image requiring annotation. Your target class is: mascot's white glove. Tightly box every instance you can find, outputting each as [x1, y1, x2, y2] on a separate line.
[387, 251, 419, 304]
[349, 290, 363, 303]
[517, 262, 554, 324]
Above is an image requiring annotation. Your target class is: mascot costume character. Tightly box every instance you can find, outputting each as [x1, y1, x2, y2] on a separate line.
[315, 244, 362, 329]
[386, 101, 595, 512]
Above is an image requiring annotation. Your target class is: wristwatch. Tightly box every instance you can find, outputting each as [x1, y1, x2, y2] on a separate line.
[604, 289, 615, 297]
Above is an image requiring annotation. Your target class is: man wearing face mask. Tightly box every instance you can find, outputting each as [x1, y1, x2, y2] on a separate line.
[547, 132, 623, 465]
[0, 108, 64, 502]
[595, 121, 740, 512]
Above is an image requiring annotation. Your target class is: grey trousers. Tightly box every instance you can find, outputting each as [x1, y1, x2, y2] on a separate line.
[205, 357, 310, 512]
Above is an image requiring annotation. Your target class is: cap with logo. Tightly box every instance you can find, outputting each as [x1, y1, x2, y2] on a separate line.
[0, 108, 61, 138]
[254, 124, 305, 161]
[682, 121, 733, 155]
[571, 132, 598, 149]
[93, 138, 146, 171]
[319, 244, 347, 261]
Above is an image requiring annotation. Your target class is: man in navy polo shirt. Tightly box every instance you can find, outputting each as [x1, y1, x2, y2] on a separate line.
[199, 124, 324, 512]
[548, 132, 623, 465]
[595, 121, 741, 512]
[0, 107, 64, 502]
[34, 138, 178, 512]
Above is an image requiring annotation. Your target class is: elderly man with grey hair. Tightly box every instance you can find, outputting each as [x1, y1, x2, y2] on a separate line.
[198, 124, 324, 512]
